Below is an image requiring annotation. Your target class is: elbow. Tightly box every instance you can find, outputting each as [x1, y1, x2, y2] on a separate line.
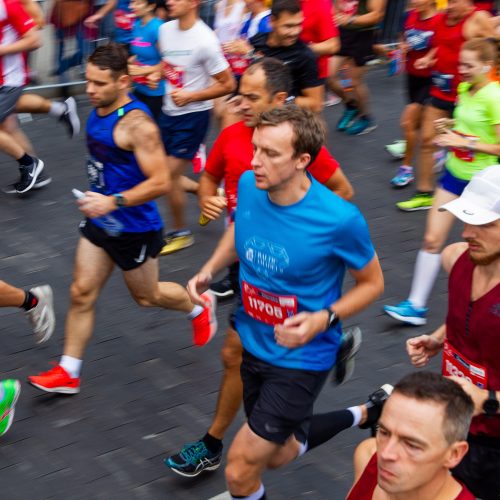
[329, 39, 340, 56]
[225, 76, 237, 94]
[309, 99, 323, 114]
[341, 183, 354, 201]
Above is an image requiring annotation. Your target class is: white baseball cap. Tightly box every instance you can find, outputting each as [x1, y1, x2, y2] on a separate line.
[439, 166, 500, 225]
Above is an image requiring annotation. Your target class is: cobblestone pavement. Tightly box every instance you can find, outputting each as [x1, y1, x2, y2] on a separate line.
[0, 67, 460, 499]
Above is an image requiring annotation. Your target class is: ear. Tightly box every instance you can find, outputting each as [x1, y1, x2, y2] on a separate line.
[118, 73, 131, 90]
[273, 91, 288, 106]
[443, 441, 469, 470]
[296, 152, 311, 172]
[482, 65, 492, 74]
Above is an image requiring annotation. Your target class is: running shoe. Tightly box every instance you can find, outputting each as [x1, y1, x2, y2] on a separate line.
[0, 380, 21, 437]
[26, 285, 55, 344]
[333, 326, 362, 385]
[160, 230, 194, 255]
[346, 116, 377, 136]
[209, 275, 235, 300]
[164, 440, 222, 477]
[3, 172, 52, 194]
[324, 91, 341, 107]
[383, 300, 428, 326]
[28, 364, 80, 394]
[396, 192, 434, 212]
[390, 165, 414, 188]
[359, 383, 394, 431]
[59, 97, 80, 138]
[15, 158, 44, 194]
[337, 107, 359, 131]
[385, 140, 406, 159]
[191, 291, 218, 346]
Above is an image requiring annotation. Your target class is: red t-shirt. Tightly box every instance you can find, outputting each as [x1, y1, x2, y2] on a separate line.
[0, 0, 36, 86]
[299, 0, 339, 79]
[347, 453, 475, 500]
[205, 120, 339, 215]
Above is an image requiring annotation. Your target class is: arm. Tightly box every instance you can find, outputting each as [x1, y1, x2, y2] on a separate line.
[342, 0, 386, 28]
[441, 242, 468, 274]
[414, 47, 437, 70]
[0, 27, 40, 56]
[309, 37, 339, 57]
[435, 124, 500, 157]
[20, 0, 44, 28]
[85, 0, 117, 27]
[470, 10, 495, 39]
[323, 168, 354, 201]
[294, 85, 324, 114]
[198, 171, 227, 220]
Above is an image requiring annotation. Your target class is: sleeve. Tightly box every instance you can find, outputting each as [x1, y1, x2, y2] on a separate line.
[308, 146, 339, 184]
[6, 0, 36, 36]
[488, 86, 500, 125]
[201, 30, 230, 76]
[296, 46, 322, 90]
[205, 128, 228, 181]
[331, 206, 376, 271]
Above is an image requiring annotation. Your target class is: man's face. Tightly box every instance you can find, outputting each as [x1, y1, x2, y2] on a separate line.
[130, 0, 152, 17]
[239, 69, 285, 127]
[251, 123, 308, 191]
[270, 11, 303, 47]
[86, 63, 123, 108]
[446, 0, 472, 21]
[376, 394, 456, 494]
[166, 0, 195, 19]
[462, 219, 500, 265]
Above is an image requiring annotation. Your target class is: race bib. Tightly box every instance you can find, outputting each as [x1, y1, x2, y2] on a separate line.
[432, 71, 453, 93]
[405, 28, 434, 51]
[442, 340, 488, 389]
[450, 131, 478, 162]
[86, 156, 105, 190]
[241, 281, 297, 326]
[225, 53, 250, 76]
[114, 10, 135, 30]
[163, 61, 184, 88]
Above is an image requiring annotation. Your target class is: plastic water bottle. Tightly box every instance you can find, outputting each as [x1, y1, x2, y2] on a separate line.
[72, 189, 124, 237]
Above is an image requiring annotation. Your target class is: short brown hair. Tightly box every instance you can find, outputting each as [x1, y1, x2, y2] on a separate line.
[393, 372, 474, 444]
[88, 43, 129, 79]
[255, 105, 325, 163]
[462, 38, 498, 65]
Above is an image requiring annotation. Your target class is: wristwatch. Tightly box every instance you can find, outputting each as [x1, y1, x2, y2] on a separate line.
[324, 309, 340, 329]
[483, 390, 499, 416]
[112, 193, 126, 208]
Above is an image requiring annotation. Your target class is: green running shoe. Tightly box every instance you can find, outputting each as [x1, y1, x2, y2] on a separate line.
[396, 192, 434, 212]
[385, 140, 406, 159]
[0, 380, 21, 437]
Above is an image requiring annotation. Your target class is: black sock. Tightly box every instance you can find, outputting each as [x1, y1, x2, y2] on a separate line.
[17, 153, 34, 167]
[202, 432, 222, 454]
[306, 409, 354, 452]
[21, 291, 38, 311]
[345, 100, 358, 110]
[417, 190, 433, 196]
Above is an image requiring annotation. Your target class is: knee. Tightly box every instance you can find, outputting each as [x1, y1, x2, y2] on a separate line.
[423, 233, 444, 253]
[225, 455, 253, 493]
[70, 281, 98, 309]
[131, 291, 157, 308]
[220, 343, 242, 370]
[420, 129, 436, 150]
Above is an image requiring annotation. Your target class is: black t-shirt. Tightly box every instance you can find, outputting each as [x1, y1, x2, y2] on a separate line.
[249, 32, 322, 97]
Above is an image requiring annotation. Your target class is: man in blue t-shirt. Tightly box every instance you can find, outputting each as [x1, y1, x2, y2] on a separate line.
[187, 105, 384, 500]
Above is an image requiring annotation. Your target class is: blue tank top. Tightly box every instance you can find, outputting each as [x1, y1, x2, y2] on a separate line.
[86, 98, 163, 233]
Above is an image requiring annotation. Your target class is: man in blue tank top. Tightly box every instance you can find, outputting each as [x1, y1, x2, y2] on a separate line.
[28, 43, 217, 395]
[187, 106, 384, 500]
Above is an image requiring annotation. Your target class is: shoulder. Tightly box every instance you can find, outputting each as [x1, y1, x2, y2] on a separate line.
[441, 242, 468, 274]
[117, 109, 158, 146]
[250, 32, 267, 47]
[353, 438, 377, 482]
[160, 19, 176, 33]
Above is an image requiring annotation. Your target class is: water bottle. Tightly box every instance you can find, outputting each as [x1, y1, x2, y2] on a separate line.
[72, 189, 124, 237]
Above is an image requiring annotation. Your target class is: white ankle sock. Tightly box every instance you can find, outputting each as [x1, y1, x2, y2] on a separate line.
[49, 101, 66, 118]
[348, 406, 362, 427]
[60, 355, 82, 378]
[231, 484, 265, 500]
[296, 440, 308, 458]
[187, 305, 203, 320]
[408, 250, 441, 309]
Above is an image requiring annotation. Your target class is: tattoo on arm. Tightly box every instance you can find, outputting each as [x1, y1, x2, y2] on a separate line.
[117, 109, 162, 152]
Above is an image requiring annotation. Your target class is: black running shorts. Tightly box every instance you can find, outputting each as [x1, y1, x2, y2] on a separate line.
[337, 28, 375, 67]
[407, 74, 431, 105]
[79, 219, 164, 271]
[429, 96, 455, 114]
[240, 350, 329, 445]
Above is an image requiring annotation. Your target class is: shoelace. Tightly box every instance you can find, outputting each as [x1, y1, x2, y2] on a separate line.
[180, 442, 209, 464]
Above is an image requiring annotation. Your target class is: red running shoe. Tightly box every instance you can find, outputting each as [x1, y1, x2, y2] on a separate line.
[28, 364, 80, 394]
[191, 291, 218, 346]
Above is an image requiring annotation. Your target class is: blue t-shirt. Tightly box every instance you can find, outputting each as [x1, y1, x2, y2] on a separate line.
[131, 18, 165, 97]
[114, 0, 134, 44]
[234, 171, 375, 371]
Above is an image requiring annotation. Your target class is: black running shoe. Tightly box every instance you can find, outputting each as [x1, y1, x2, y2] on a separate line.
[210, 275, 235, 300]
[359, 384, 394, 432]
[333, 326, 362, 385]
[59, 97, 80, 138]
[3, 172, 51, 194]
[164, 440, 223, 477]
[15, 158, 44, 194]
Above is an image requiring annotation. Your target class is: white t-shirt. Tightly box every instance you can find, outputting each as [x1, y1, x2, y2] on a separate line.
[159, 19, 229, 116]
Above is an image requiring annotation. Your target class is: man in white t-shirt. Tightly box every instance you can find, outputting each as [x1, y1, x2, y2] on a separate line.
[157, 0, 235, 254]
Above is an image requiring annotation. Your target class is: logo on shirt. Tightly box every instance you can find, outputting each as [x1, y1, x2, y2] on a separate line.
[244, 236, 289, 278]
[405, 29, 434, 52]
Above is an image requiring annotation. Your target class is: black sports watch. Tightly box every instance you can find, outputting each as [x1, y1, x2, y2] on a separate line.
[112, 193, 126, 208]
[483, 390, 499, 416]
[324, 309, 340, 329]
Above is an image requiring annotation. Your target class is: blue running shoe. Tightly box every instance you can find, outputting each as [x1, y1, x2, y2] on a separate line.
[346, 116, 377, 135]
[383, 300, 428, 326]
[391, 166, 414, 188]
[337, 107, 359, 131]
[165, 440, 222, 477]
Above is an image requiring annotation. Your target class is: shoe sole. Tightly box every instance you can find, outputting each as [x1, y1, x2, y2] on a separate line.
[33, 177, 52, 189]
[65, 97, 80, 137]
[159, 238, 194, 256]
[348, 124, 378, 136]
[396, 205, 432, 212]
[210, 289, 235, 298]
[384, 309, 427, 326]
[391, 179, 414, 189]
[168, 461, 221, 477]
[0, 381, 21, 437]
[31, 285, 55, 344]
[28, 381, 80, 394]
[16, 160, 44, 194]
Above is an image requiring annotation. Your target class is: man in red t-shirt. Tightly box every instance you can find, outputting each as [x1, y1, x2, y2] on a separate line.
[406, 166, 500, 498]
[349, 372, 475, 500]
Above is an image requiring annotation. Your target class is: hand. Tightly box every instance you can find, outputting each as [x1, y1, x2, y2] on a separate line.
[200, 196, 227, 221]
[223, 39, 251, 55]
[414, 56, 433, 70]
[434, 118, 455, 134]
[170, 88, 193, 107]
[77, 191, 116, 218]
[447, 376, 488, 416]
[147, 72, 161, 89]
[406, 335, 443, 368]
[274, 311, 327, 349]
[434, 130, 466, 149]
[335, 13, 351, 26]
[84, 13, 102, 28]
[187, 271, 213, 307]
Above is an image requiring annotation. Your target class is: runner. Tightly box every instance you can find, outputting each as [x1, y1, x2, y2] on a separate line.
[406, 165, 500, 499]
[165, 59, 355, 475]
[156, 0, 235, 255]
[27, 44, 217, 395]
[328, 0, 387, 135]
[348, 372, 475, 499]
[184, 105, 384, 498]
[384, 39, 500, 325]
[396, 0, 493, 211]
